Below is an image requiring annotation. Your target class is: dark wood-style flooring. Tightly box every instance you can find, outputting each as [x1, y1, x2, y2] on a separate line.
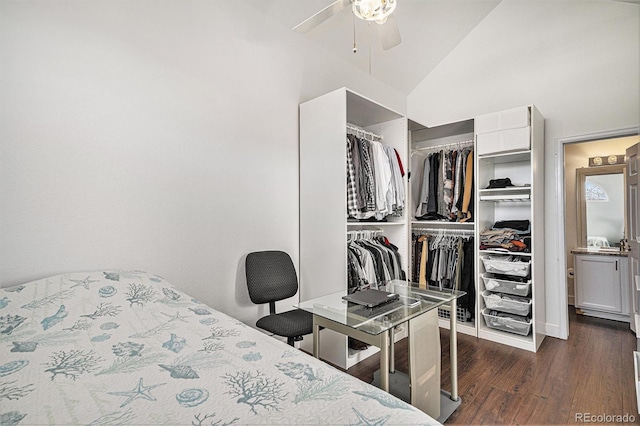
[346, 310, 639, 425]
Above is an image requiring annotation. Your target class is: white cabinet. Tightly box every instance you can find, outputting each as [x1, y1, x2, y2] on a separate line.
[574, 253, 630, 321]
[474, 106, 530, 134]
[299, 88, 408, 369]
[475, 106, 531, 155]
[475, 105, 546, 352]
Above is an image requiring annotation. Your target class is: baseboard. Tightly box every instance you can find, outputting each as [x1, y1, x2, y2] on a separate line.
[544, 322, 564, 339]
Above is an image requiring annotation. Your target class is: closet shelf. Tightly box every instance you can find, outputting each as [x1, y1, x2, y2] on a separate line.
[480, 195, 530, 202]
[479, 187, 530, 202]
[478, 150, 531, 164]
[411, 220, 474, 228]
[479, 186, 531, 192]
[479, 249, 532, 257]
[479, 327, 534, 345]
[347, 221, 405, 227]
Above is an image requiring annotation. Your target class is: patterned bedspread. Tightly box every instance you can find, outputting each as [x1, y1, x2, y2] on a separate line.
[0, 271, 437, 425]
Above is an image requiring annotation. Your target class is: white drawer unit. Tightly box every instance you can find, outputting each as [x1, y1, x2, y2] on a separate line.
[475, 106, 530, 135]
[482, 290, 532, 316]
[481, 273, 532, 296]
[482, 308, 532, 336]
[481, 255, 531, 278]
[477, 126, 531, 156]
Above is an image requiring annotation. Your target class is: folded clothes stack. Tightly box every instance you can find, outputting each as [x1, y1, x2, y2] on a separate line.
[480, 219, 531, 252]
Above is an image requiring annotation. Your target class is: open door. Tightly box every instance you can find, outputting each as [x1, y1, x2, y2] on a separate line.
[626, 142, 640, 336]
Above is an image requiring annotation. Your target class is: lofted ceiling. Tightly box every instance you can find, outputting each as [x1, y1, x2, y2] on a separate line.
[247, 0, 502, 94]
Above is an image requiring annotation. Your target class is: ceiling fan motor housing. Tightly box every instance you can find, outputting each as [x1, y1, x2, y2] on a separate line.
[352, 0, 397, 23]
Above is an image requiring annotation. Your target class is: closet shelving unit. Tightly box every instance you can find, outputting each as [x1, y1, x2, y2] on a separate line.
[299, 90, 546, 364]
[408, 119, 478, 337]
[299, 87, 409, 369]
[475, 105, 546, 352]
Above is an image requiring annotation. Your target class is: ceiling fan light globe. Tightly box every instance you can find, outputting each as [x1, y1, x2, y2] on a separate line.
[352, 0, 396, 22]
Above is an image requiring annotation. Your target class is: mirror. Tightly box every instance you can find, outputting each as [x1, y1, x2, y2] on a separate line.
[576, 164, 626, 248]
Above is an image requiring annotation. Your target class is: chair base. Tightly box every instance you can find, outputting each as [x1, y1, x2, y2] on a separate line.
[287, 335, 304, 346]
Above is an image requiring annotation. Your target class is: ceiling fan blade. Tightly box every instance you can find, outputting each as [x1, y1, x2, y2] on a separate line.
[378, 15, 402, 50]
[293, 0, 351, 33]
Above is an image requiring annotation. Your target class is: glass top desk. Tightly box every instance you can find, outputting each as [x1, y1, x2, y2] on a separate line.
[296, 280, 465, 420]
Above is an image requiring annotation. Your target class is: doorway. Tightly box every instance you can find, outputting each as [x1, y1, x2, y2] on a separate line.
[557, 129, 640, 338]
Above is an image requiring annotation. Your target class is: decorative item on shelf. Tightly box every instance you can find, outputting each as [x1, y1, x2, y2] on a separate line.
[589, 155, 624, 167]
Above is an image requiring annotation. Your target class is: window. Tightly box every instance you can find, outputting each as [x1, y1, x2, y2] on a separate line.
[585, 181, 609, 202]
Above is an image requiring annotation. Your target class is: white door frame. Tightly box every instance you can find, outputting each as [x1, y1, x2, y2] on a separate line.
[555, 126, 640, 339]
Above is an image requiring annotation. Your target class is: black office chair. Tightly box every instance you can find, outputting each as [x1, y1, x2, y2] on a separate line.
[245, 250, 313, 346]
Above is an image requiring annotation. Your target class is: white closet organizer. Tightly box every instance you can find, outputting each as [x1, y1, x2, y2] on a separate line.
[409, 119, 478, 337]
[475, 105, 546, 352]
[299, 88, 409, 369]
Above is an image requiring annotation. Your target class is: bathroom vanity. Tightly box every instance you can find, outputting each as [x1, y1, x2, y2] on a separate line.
[572, 248, 630, 322]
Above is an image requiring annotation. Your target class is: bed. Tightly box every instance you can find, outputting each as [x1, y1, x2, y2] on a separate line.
[0, 270, 438, 425]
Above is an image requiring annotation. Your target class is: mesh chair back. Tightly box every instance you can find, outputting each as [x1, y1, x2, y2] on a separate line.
[246, 251, 299, 305]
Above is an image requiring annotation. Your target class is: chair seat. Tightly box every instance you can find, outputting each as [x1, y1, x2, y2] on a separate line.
[256, 309, 313, 338]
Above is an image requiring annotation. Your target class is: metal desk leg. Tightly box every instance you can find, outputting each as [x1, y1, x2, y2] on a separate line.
[379, 330, 390, 392]
[312, 317, 320, 359]
[389, 326, 395, 374]
[449, 299, 459, 401]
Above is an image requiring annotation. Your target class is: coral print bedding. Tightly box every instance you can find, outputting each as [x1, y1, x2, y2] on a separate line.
[0, 271, 437, 425]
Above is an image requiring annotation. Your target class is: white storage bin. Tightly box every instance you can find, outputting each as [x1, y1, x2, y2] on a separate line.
[482, 290, 532, 316]
[477, 126, 531, 156]
[475, 106, 530, 134]
[481, 273, 531, 296]
[482, 308, 532, 336]
[481, 256, 531, 278]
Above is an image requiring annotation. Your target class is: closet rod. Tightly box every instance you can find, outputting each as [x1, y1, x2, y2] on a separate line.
[347, 228, 384, 241]
[346, 123, 383, 141]
[415, 139, 474, 152]
[412, 227, 475, 237]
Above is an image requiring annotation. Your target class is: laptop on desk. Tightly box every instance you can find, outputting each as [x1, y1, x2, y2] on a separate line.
[342, 288, 400, 308]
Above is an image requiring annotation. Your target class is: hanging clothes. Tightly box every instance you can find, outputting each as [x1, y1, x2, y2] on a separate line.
[414, 145, 474, 223]
[347, 234, 406, 292]
[346, 131, 405, 221]
[411, 232, 476, 321]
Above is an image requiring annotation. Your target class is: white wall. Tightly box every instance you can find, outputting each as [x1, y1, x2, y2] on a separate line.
[408, 0, 640, 338]
[0, 0, 405, 326]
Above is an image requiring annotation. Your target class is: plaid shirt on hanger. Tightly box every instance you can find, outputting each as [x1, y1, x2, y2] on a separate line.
[346, 137, 361, 217]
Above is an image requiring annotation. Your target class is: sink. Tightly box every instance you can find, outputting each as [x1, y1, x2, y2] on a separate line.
[572, 247, 627, 255]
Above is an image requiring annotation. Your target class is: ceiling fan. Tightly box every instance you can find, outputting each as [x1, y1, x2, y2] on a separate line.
[293, 0, 402, 51]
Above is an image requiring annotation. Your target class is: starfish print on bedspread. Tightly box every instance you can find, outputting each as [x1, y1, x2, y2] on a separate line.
[161, 311, 190, 323]
[107, 377, 166, 408]
[351, 407, 392, 425]
[69, 276, 100, 290]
